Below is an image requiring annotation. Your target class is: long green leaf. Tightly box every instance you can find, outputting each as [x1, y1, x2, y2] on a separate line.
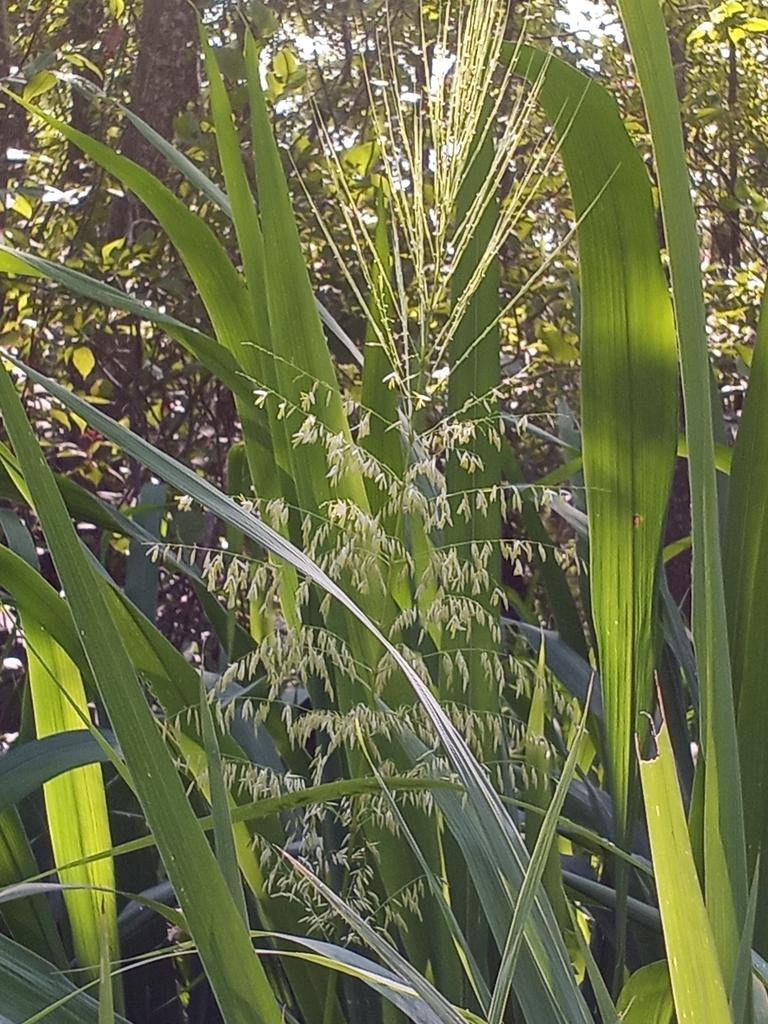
[0, 247, 253, 402]
[356, 721, 491, 1013]
[198, 677, 247, 924]
[396, 728, 595, 1024]
[442, 98, 501, 711]
[502, 446, 589, 661]
[614, 0, 748, 989]
[639, 719, 732, 1023]
[124, 482, 164, 623]
[199, 24, 291, 507]
[360, 191, 403, 514]
[360, 191, 413, 622]
[33, 776, 455, 885]
[0, 522, 293, 930]
[246, 42, 450, 1002]
[616, 961, 673, 1024]
[724, 287, 768, 956]
[0, 244, 290, 498]
[244, 39, 393, 697]
[22, 621, 119, 992]
[509, 44, 678, 988]
[68, 71, 363, 366]
[510, 44, 678, 859]
[488, 693, 588, 1024]
[12, 98, 255, 366]
[9, 96, 290, 505]
[731, 866, 760, 1024]
[256, 933, 453, 1024]
[0, 367, 284, 1024]
[284, 852, 469, 1024]
[97, 902, 114, 1024]
[244, 35, 366, 510]
[0, 808, 68, 969]
[0, 398, 358, 1023]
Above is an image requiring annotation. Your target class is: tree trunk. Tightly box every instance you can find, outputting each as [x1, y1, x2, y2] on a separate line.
[110, 0, 201, 239]
[65, 0, 104, 182]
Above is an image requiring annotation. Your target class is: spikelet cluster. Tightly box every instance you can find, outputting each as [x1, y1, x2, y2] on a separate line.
[148, 0, 587, 935]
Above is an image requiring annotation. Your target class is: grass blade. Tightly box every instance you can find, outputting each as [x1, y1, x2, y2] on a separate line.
[0, 932, 130, 1024]
[22, 619, 119, 994]
[97, 901, 114, 1024]
[244, 34, 356, 461]
[510, 43, 678, 862]
[0, 365, 284, 1024]
[442, 99, 501, 711]
[359, 192, 405, 547]
[488, 690, 589, 1024]
[0, 508, 38, 570]
[731, 865, 759, 1024]
[509, 44, 679, 987]
[198, 677, 247, 924]
[124, 482, 164, 624]
[0, 808, 68, 968]
[7, 97, 288, 504]
[724, 288, 768, 956]
[11, 97, 256, 368]
[199, 24, 290, 506]
[0, 733, 109, 814]
[616, 961, 673, 1024]
[66, 70, 359, 366]
[356, 720, 491, 1013]
[614, 0, 748, 988]
[199, 26, 268, 351]
[257, 933, 454, 1024]
[283, 852, 469, 1024]
[0, 244, 287, 497]
[501, 446, 589, 661]
[639, 715, 732, 1022]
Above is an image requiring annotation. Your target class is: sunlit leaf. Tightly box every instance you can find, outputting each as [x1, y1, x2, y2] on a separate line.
[72, 346, 95, 380]
[23, 71, 56, 101]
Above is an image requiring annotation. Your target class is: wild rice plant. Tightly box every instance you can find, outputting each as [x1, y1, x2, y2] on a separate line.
[0, 0, 767, 1022]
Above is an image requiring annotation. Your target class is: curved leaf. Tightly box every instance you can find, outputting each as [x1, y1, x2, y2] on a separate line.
[0, 933, 130, 1024]
[0, 733, 110, 816]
